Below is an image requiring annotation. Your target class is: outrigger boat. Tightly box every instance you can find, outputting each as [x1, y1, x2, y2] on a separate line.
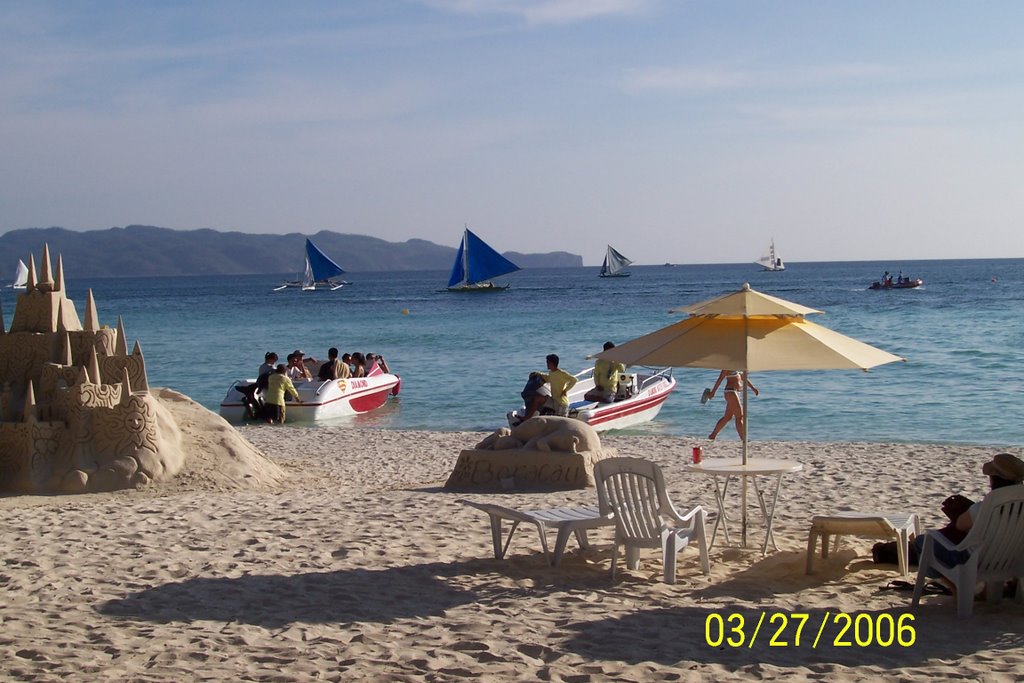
[219, 361, 400, 423]
[506, 366, 676, 432]
[599, 245, 633, 278]
[446, 227, 520, 292]
[8, 259, 28, 289]
[274, 238, 349, 291]
[755, 239, 785, 272]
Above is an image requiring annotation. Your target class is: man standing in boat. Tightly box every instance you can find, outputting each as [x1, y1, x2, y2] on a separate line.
[523, 354, 578, 420]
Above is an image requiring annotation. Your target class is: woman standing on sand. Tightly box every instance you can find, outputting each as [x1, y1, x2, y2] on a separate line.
[707, 369, 758, 441]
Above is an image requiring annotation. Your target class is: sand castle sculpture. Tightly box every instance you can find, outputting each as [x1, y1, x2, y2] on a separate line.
[0, 246, 186, 494]
[444, 416, 615, 491]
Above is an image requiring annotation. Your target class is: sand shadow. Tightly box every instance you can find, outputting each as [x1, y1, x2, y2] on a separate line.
[99, 559, 560, 628]
[560, 603, 1024, 668]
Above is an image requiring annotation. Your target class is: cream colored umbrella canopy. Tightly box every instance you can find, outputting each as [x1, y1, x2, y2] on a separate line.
[594, 283, 904, 457]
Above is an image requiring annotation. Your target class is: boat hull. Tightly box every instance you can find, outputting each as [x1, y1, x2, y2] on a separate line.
[507, 368, 676, 432]
[446, 282, 509, 292]
[219, 373, 401, 423]
[869, 278, 923, 290]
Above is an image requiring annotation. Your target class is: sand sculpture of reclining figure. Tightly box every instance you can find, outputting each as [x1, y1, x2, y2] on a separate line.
[444, 416, 615, 491]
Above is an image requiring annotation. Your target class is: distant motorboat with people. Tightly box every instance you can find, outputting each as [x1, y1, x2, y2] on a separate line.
[869, 271, 923, 290]
[274, 238, 349, 291]
[446, 226, 521, 292]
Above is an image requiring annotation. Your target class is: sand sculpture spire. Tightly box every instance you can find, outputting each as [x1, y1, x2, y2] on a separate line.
[61, 332, 73, 366]
[120, 375, 133, 406]
[39, 244, 53, 291]
[115, 317, 128, 356]
[132, 341, 149, 391]
[26, 256, 37, 291]
[23, 382, 37, 423]
[54, 255, 65, 293]
[84, 290, 99, 332]
[88, 347, 103, 386]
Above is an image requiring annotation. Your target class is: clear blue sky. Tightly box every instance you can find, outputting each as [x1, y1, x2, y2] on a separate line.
[2, 1, 1022, 265]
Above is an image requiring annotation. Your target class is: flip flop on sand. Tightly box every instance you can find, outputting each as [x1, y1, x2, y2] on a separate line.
[883, 579, 952, 595]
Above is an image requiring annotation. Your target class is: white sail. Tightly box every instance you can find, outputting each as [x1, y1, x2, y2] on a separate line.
[11, 259, 28, 289]
[600, 245, 633, 277]
[755, 240, 785, 271]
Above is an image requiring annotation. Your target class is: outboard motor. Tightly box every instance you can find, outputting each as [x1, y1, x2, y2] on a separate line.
[234, 382, 265, 421]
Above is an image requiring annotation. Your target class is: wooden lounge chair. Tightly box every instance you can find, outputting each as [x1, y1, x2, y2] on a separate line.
[594, 457, 710, 584]
[912, 486, 1024, 617]
[806, 512, 921, 576]
[459, 500, 614, 567]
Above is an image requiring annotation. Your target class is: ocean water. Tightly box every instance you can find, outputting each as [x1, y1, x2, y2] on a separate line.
[3, 259, 1022, 446]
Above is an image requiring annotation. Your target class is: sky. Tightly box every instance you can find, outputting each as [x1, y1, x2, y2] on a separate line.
[2, 1, 1023, 266]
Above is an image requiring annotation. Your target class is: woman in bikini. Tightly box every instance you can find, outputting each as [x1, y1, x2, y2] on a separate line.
[707, 369, 759, 441]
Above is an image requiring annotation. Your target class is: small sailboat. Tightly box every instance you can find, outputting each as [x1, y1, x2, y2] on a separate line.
[446, 227, 521, 292]
[755, 239, 785, 272]
[599, 245, 633, 278]
[9, 259, 28, 289]
[274, 239, 348, 291]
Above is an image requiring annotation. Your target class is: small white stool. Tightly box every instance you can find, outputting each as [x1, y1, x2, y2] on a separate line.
[806, 512, 921, 576]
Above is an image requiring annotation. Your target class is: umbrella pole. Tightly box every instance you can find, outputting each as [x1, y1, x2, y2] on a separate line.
[741, 380, 749, 547]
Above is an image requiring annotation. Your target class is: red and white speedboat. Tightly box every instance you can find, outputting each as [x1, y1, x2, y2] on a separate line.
[506, 367, 676, 432]
[219, 362, 401, 423]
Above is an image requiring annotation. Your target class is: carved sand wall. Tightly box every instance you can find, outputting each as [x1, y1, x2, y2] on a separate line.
[0, 246, 185, 493]
[444, 416, 616, 491]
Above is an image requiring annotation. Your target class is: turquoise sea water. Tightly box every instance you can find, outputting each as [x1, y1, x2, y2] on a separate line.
[3, 259, 1022, 446]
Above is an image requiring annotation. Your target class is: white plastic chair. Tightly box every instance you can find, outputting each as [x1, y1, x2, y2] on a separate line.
[806, 512, 921, 576]
[912, 486, 1024, 617]
[594, 457, 710, 583]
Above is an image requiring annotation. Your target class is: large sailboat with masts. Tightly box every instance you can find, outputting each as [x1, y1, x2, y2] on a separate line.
[599, 245, 633, 278]
[446, 227, 521, 292]
[755, 239, 785, 272]
[274, 238, 349, 291]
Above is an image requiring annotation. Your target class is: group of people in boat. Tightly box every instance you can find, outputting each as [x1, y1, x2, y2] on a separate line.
[881, 271, 914, 286]
[254, 347, 390, 424]
[259, 348, 390, 383]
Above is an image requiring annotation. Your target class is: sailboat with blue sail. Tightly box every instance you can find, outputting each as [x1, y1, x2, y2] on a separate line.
[274, 238, 349, 291]
[446, 227, 521, 292]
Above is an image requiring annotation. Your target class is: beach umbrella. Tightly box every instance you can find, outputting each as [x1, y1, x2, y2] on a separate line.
[593, 283, 904, 544]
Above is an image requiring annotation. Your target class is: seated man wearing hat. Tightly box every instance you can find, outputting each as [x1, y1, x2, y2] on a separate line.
[290, 349, 316, 380]
[914, 452, 1024, 583]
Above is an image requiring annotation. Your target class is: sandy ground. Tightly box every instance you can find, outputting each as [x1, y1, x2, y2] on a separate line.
[1, 413, 1023, 682]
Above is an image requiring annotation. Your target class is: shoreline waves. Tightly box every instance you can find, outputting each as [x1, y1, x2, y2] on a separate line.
[2, 423, 1022, 681]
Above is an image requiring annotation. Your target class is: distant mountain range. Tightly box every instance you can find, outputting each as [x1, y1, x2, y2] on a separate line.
[0, 225, 583, 278]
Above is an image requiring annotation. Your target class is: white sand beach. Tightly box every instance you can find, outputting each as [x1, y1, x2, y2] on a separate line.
[2, 406, 1023, 681]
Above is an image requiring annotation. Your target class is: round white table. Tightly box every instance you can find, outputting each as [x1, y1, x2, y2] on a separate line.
[686, 458, 804, 555]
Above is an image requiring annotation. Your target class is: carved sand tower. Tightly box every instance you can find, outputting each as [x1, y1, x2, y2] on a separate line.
[0, 246, 184, 493]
